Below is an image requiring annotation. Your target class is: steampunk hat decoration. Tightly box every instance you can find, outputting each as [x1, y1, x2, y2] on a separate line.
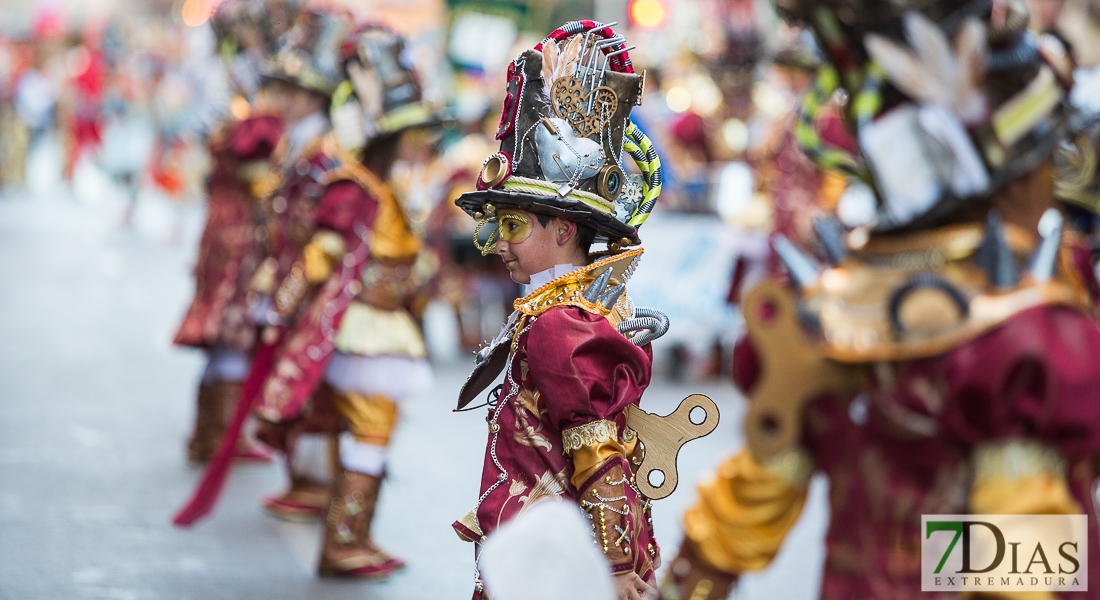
[211, 0, 301, 98]
[264, 8, 352, 97]
[782, 0, 1087, 231]
[211, 0, 300, 56]
[331, 23, 438, 151]
[455, 21, 663, 249]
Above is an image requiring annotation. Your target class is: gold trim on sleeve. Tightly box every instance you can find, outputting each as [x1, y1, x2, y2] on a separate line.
[562, 419, 619, 455]
[973, 439, 1067, 481]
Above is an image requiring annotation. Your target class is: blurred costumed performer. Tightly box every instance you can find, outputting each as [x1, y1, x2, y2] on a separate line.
[173, 0, 298, 464]
[1051, 120, 1100, 318]
[662, 0, 1100, 598]
[450, 21, 682, 600]
[254, 19, 438, 578]
[174, 9, 437, 580]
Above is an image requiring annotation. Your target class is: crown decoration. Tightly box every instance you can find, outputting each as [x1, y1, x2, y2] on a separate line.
[264, 8, 351, 97]
[455, 21, 663, 247]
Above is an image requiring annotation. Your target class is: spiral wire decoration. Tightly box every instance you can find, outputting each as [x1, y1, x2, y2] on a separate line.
[616, 306, 670, 346]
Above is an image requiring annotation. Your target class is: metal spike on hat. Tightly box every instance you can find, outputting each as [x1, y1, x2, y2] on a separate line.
[974, 210, 1019, 288]
[812, 215, 848, 265]
[772, 234, 822, 288]
[1028, 209, 1063, 283]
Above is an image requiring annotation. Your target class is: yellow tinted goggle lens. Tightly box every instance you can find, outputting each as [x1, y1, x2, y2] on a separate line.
[498, 213, 532, 244]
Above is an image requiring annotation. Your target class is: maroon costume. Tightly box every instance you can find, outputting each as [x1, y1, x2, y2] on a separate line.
[174, 115, 282, 352]
[252, 160, 378, 422]
[729, 305, 1100, 599]
[662, 0, 1100, 596]
[451, 251, 667, 595]
[454, 304, 659, 578]
[172, 114, 283, 463]
[449, 19, 678, 598]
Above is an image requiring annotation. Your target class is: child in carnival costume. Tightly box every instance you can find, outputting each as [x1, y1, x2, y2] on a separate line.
[662, 0, 1100, 598]
[249, 15, 437, 579]
[450, 21, 673, 600]
[173, 0, 297, 464]
[171, 9, 436, 576]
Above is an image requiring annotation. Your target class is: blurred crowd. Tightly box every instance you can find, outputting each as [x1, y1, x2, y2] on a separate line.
[4, 0, 1095, 372]
[0, 0, 926, 375]
[6, 0, 1100, 597]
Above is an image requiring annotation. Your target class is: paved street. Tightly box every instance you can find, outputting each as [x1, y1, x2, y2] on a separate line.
[0, 191, 826, 599]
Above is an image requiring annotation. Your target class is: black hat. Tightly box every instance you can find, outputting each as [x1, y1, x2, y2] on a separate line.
[454, 21, 663, 247]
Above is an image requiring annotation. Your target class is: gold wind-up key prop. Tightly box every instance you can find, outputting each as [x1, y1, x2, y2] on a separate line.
[626, 394, 719, 499]
[741, 280, 864, 464]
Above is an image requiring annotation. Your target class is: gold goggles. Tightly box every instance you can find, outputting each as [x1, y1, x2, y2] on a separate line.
[473, 210, 533, 256]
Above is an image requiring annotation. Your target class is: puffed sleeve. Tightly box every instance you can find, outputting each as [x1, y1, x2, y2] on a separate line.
[525, 305, 655, 575]
[526, 305, 652, 433]
[273, 180, 378, 316]
[313, 179, 379, 243]
[933, 305, 1100, 460]
[921, 305, 1100, 600]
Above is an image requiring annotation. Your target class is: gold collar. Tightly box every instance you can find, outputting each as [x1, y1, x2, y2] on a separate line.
[806, 223, 1088, 363]
[513, 248, 642, 326]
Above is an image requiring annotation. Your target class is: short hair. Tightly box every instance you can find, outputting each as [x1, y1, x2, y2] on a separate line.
[533, 212, 596, 256]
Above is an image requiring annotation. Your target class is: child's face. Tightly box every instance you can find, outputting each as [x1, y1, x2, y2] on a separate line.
[494, 208, 558, 284]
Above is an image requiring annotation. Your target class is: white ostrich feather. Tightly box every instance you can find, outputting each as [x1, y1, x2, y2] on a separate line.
[864, 13, 988, 124]
[539, 35, 583, 103]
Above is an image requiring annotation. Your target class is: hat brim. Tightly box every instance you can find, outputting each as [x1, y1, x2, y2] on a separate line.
[456, 189, 639, 245]
[261, 71, 337, 97]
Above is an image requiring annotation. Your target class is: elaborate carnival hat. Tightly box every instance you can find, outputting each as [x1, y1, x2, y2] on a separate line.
[784, 0, 1087, 231]
[773, 27, 823, 71]
[210, 0, 300, 98]
[331, 23, 439, 150]
[264, 8, 352, 97]
[210, 0, 300, 56]
[454, 21, 663, 248]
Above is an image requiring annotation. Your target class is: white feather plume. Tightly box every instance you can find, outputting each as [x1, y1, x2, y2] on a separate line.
[539, 35, 583, 104]
[864, 13, 988, 124]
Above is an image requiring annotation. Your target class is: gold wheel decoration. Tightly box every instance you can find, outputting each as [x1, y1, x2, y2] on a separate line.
[551, 77, 618, 138]
[479, 153, 512, 189]
[597, 163, 625, 200]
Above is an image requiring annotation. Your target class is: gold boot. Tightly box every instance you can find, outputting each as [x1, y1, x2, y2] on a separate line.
[317, 470, 394, 579]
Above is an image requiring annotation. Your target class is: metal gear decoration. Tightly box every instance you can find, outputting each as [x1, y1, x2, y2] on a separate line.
[551, 77, 618, 138]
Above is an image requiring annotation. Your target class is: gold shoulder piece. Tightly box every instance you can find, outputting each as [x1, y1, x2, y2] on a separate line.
[319, 138, 421, 260]
[810, 223, 1088, 363]
[514, 248, 643, 320]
